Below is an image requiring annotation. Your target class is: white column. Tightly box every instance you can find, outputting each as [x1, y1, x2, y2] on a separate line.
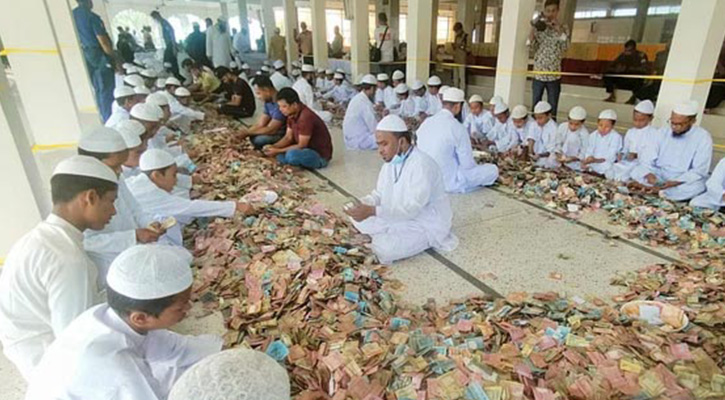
[349, 0, 370, 79]
[0, 0, 84, 145]
[283, 0, 299, 67]
[406, 0, 433, 84]
[389, 0, 400, 50]
[653, 0, 725, 123]
[493, 0, 536, 107]
[220, 2, 230, 21]
[261, 5, 276, 56]
[0, 67, 48, 260]
[457, 0, 476, 35]
[237, 0, 251, 51]
[310, 0, 328, 67]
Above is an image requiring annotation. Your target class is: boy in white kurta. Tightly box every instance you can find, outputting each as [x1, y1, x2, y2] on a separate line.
[527, 101, 559, 167]
[551, 106, 589, 170]
[581, 110, 623, 175]
[343, 74, 379, 150]
[486, 103, 521, 153]
[416, 88, 499, 193]
[463, 95, 494, 142]
[374, 73, 398, 110]
[391, 84, 417, 118]
[425, 76, 443, 116]
[25, 245, 223, 400]
[0, 156, 118, 379]
[345, 115, 458, 264]
[690, 158, 725, 210]
[605, 100, 658, 182]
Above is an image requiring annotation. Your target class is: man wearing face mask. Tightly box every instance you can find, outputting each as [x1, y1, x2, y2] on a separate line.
[344, 115, 458, 264]
[630, 101, 712, 201]
[416, 88, 499, 194]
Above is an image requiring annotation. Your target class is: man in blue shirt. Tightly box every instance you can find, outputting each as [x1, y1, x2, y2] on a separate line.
[72, 0, 116, 122]
[236, 76, 286, 150]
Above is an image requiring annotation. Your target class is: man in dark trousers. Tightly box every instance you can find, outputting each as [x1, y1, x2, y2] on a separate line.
[215, 67, 256, 118]
[72, 0, 116, 122]
[603, 40, 649, 104]
[185, 22, 208, 66]
[151, 11, 180, 79]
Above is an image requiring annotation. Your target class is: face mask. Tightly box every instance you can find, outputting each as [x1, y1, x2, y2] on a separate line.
[390, 138, 408, 165]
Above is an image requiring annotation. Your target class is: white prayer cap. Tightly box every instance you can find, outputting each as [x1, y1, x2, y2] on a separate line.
[168, 349, 290, 400]
[165, 77, 181, 87]
[140, 148, 175, 171]
[124, 74, 145, 87]
[493, 102, 509, 115]
[114, 86, 135, 99]
[440, 85, 451, 94]
[325, 69, 334, 75]
[442, 87, 465, 103]
[273, 60, 285, 70]
[533, 101, 552, 114]
[292, 61, 301, 68]
[316, 68, 325, 73]
[511, 105, 529, 119]
[469, 94, 484, 104]
[598, 109, 618, 120]
[140, 69, 158, 78]
[301, 64, 315, 73]
[115, 120, 145, 149]
[53, 155, 118, 184]
[155, 78, 166, 89]
[255, 71, 263, 76]
[377, 73, 389, 82]
[489, 95, 503, 105]
[130, 103, 162, 122]
[427, 75, 442, 86]
[394, 84, 409, 94]
[126, 66, 140, 74]
[411, 80, 425, 91]
[174, 87, 191, 97]
[122, 63, 133, 69]
[107, 244, 193, 300]
[134, 86, 151, 95]
[336, 68, 345, 74]
[147, 92, 170, 107]
[634, 100, 654, 115]
[392, 70, 405, 80]
[377, 115, 408, 132]
[361, 74, 377, 85]
[333, 73, 344, 80]
[229, 61, 238, 69]
[241, 63, 250, 70]
[291, 69, 301, 77]
[261, 66, 270, 72]
[672, 100, 698, 116]
[568, 106, 587, 121]
[78, 126, 127, 153]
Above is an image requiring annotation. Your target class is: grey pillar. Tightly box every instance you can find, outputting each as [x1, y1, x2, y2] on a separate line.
[630, 0, 651, 42]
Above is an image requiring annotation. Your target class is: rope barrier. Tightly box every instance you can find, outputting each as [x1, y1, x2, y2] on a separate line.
[31, 143, 77, 153]
[0, 48, 59, 56]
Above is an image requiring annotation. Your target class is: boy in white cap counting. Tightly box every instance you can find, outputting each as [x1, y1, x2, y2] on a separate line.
[391, 70, 405, 87]
[417, 88, 500, 193]
[630, 101, 712, 201]
[106, 86, 138, 128]
[410, 80, 429, 119]
[464, 95, 494, 143]
[425, 76, 443, 115]
[486, 102, 522, 153]
[605, 100, 658, 181]
[126, 149, 253, 224]
[552, 106, 589, 170]
[0, 156, 118, 379]
[375, 73, 398, 110]
[343, 74, 379, 150]
[25, 244, 223, 400]
[322, 73, 353, 104]
[581, 109, 622, 175]
[172, 87, 206, 123]
[344, 115, 458, 264]
[392, 84, 417, 118]
[527, 101, 559, 164]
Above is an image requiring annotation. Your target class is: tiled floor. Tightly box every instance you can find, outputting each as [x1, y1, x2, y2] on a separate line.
[0, 126, 677, 399]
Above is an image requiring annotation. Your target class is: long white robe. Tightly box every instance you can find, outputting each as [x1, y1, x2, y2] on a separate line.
[559, 125, 590, 170]
[270, 71, 293, 91]
[0, 214, 100, 379]
[353, 148, 458, 264]
[417, 109, 500, 193]
[322, 84, 352, 104]
[126, 173, 235, 224]
[487, 118, 520, 153]
[25, 304, 222, 400]
[690, 158, 725, 209]
[207, 27, 233, 68]
[463, 110, 494, 141]
[425, 92, 442, 116]
[105, 107, 130, 128]
[343, 92, 378, 150]
[413, 94, 429, 116]
[605, 125, 658, 182]
[392, 97, 417, 118]
[527, 119, 558, 156]
[292, 78, 332, 123]
[513, 118, 535, 144]
[631, 126, 712, 201]
[583, 131, 623, 175]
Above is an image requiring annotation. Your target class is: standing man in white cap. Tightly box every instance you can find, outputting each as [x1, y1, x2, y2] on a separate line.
[527, 101, 559, 163]
[425, 76, 443, 116]
[345, 115, 458, 264]
[374, 73, 398, 110]
[0, 156, 118, 379]
[630, 101, 713, 201]
[126, 149, 252, 224]
[553, 106, 589, 170]
[106, 87, 138, 128]
[463, 95, 494, 143]
[270, 60, 294, 90]
[343, 74, 379, 150]
[25, 244, 223, 400]
[392, 84, 417, 118]
[605, 100, 658, 181]
[580, 109, 622, 175]
[416, 88, 500, 193]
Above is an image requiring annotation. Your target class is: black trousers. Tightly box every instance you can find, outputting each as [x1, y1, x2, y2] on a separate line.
[220, 104, 255, 119]
[604, 76, 644, 94]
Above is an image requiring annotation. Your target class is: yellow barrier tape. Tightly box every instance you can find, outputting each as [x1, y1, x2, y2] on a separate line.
[0, 48, 59, 56]
[31, 142, 77, 153]
[0, 257, 4, 266]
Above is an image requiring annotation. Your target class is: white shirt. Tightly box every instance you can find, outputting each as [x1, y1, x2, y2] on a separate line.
[694, 158, 725, 208]
[393, 96, 417, 118]
[126, 173, 236, 224]
[343, 92, 378, 150]
[513, 118, 535, 143]
[25, 304, 222, 400]
[527, 119, 558, 155]
[292, 78, 315, 109]
[425, 92, 442, 116]
[585, 131, 623, 164]
[374, 25, 395, 63]
[207, 27, 233, 68]
[317, 78, 334, 93]
[374, 86, 398, 110]
[463, 110, 494, 140]
[361, 147, 457, 252]
[487, 118, 520, 152]
[270, 71, 293, 91]
[622, 125, 658, 158]
[322, 83, 351, 103]
[559, 124, 590, 160]
[636, 126, 713, 184]
[413, 94, 428, 116]
[416, 109, 481, 193]
[0, 214, 100, 379]
[105, 107, 130, 128]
